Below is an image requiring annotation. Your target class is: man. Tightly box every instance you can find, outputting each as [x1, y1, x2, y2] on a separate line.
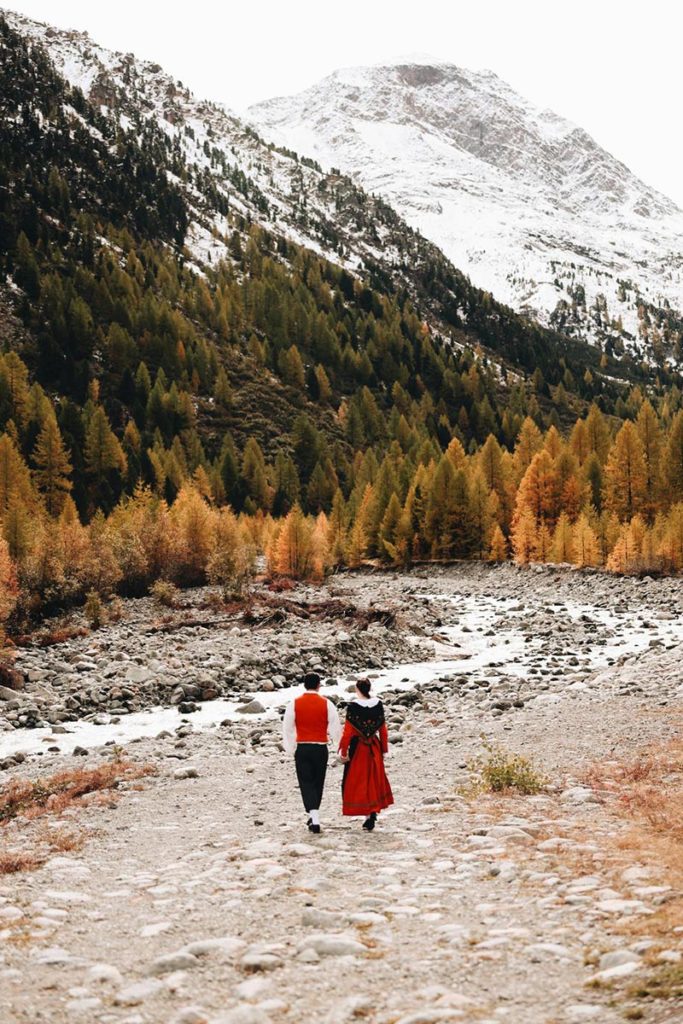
[282, 671, 341, 834]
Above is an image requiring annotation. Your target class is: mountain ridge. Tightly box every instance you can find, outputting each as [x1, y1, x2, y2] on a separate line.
[3, 4, 649, 398]
[248, 58, 683, 363]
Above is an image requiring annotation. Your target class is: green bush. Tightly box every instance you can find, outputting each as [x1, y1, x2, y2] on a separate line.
[472, 740, 546, 795]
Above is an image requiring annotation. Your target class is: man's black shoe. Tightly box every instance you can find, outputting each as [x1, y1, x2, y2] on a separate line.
[309, 823, 321, 834]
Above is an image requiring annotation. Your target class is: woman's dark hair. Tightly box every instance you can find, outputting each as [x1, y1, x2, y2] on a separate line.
[356, 679, 371, 698]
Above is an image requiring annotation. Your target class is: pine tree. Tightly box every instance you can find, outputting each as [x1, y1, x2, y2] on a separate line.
[327, 489, 348, 566]
[513, 417, 543, 477]
[85, 408, 127, 480]
[572, 513, 600, 567]
[488, 524, 508, 562]
[213, 367, 232, 408]
[585, 404, 611, 463]
[345, 484, 374, 568]
[32, 416, 72, 516]
[378, 492, 403, 563]
[0, 433, 35, 514]
[604, 421, 647, 521]
[0, 536, 18, 626]
[468, 467, 495, 559]
[569, 418, 590, 464]
[241, 438, 270, 511]
[514, 450, 556, 527]
[270, 505, 313, 578]
[663, 410, 683, 503]
[511, 509, 539, 564]
[636, 399, 662, 519]
[550, 513, 574, 564]
[279, 345, 306, 388]
[207, 508, 253, 597]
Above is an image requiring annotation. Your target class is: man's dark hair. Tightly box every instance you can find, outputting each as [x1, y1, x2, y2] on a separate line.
[303, 672, 321, 690]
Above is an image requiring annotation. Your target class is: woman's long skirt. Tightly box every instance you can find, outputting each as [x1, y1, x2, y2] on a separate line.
[341, 736, 394, 816]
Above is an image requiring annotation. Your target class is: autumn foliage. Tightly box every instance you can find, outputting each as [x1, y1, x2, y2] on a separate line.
[0, 395, 683, 632]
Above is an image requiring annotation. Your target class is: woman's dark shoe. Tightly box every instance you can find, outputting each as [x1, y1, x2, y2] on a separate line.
[362, 813, 377, 832]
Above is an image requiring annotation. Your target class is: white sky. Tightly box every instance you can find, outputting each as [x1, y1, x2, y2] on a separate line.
[6, 0, 683, 206]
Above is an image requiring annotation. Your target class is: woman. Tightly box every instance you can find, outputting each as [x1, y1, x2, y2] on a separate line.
[339, 679, 393, 830]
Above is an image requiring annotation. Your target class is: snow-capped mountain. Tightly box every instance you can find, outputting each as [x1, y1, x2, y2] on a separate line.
[2, 12, 443, 287]
[249, 59, 683, 362]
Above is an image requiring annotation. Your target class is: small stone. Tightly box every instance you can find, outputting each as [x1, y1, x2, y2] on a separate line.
[565, 1007, 605, 1022]
[184, 936, 245, 958]
[240, 952, 283, 972]
[174, 766, 199, 780]
[301, 908, 344, 928]
[147, 951, 199, 975]
[297, 933, 366, 957]
[237, 700, 266, 715]
[210, 1007, 272, 1024]
[598, 949, 641, 971]
[115, 979, 165, 1005]
[88, 963, 123, 985]
[170, 1009, 210, 1024]
[297, 947, 320, 963]
[588, 961, 641, 983]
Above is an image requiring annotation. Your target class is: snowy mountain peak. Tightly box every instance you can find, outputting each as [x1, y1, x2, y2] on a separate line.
[249, 61, 683, 362]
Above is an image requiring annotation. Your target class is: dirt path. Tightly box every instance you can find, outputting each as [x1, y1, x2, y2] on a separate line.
[1, 565, 683, 1024]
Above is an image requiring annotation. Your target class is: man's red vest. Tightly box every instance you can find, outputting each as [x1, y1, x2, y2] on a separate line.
[295, 692, 328, 743]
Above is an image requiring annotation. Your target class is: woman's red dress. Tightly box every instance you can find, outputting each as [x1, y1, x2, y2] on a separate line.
[339, 700, 394, 817]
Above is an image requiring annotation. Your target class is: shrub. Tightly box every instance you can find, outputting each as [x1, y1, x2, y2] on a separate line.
[150, 579, 180, 608]
[472, 741, 546, 795]
[84, 590, 106, 629]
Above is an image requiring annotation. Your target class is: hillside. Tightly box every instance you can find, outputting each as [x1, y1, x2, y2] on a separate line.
[0, 8, 669, 523]
[3, 7, 674, 397]
[249, 58, 683, 366]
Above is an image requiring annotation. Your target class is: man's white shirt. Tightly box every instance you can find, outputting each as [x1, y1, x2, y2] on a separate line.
[282, 696, 342, 755]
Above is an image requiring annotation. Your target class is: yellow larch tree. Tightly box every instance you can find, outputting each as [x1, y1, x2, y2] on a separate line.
[604, 421, 647, 522]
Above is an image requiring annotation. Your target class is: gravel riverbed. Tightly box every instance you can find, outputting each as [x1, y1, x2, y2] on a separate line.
[1, 563, 683, 1023]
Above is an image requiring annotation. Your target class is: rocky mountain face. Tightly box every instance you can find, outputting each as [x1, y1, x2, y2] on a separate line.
[249, 59, 683, 364]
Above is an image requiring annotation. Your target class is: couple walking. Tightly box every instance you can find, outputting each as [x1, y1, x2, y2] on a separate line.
[282, 672, 393, 834]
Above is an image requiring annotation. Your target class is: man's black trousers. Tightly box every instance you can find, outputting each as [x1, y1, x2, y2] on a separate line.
[294, 743, 328, 812]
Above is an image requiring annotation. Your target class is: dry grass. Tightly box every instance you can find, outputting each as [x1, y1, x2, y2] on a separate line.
[21, 622, 90, 647]
[581, 732, 683, 952]
[628, 963, 683, 1002]
[583, 736, 683, 844]
[40, 826, 85, 852]
[0, 850, 45, 874]
[0, 760, 154, 823]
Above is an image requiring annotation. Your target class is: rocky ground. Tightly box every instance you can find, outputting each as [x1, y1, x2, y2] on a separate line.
[1, 563, 683, 1023]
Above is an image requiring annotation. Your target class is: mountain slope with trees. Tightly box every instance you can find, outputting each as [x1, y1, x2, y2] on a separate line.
[0, 13, 681, 629]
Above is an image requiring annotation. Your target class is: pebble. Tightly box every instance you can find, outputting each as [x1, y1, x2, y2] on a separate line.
[297, 933, 366, 957]
[147, 951, 199, 975]
[114, 979, 165, 1005]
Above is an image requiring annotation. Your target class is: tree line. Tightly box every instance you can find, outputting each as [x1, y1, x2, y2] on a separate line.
[0, 395, 682, 637]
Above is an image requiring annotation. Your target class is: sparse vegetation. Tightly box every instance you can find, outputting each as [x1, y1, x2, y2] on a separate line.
[628, 963, 683, 1003]
[0, 760, 154, 823]
[469, 740, 547, 795]
[84, 590, 106, 629]
[150, 578, 181, 608]
[0, 850, 45, 874]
